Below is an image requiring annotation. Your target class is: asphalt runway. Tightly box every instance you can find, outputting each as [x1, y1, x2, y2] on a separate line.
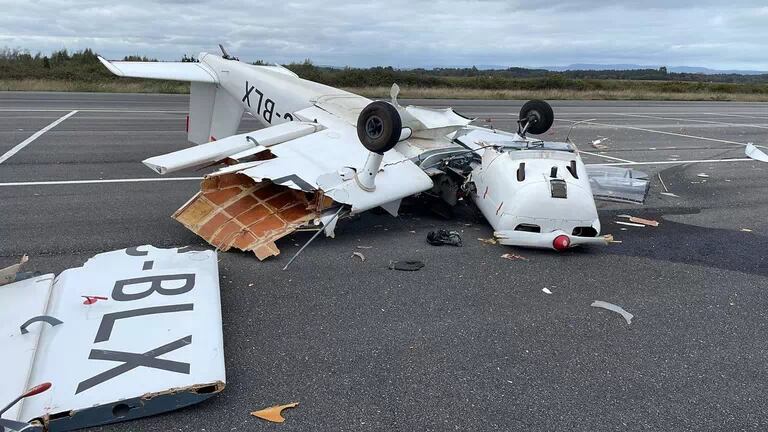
[2, 92, 768, 431]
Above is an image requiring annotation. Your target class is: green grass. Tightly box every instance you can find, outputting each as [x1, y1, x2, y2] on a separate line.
[2, 79, 768, 101]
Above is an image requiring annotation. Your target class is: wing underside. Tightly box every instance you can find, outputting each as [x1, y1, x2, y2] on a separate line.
[147, 105, 434, 260]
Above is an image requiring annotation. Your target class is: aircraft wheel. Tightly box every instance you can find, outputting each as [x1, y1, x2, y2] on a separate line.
[357, 101, 402, 154]
[519, 100, 554, 135]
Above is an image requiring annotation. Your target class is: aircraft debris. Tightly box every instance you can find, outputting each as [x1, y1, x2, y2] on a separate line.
[660, 192, 680, 198]
[426, 230, 463, 247]
[741, 228, 753, 232]
[657, 173, 670, 193]
[745, 143, 768, 162]
[1, 246, 225, 431]
[697, 173, 710, 178]
[586, 166, 650, 204]
[352, 251, 366, 262]
[251, 402, 299, 423]
[616, 215, 659, 227]
[591, 300, 633, 324]
[0, 254, 28, 286]
[356, 245, 373, 249]
[478, 237, 498, 245]
[542, 288, 552, 295]
[388, 260, 425, 271]
[501, 253, 529, 261]
[615, 221, 646, 228]
[591, 137, 610, 150]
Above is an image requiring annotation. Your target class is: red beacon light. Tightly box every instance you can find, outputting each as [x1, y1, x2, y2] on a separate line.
[552, 235, 571, 251]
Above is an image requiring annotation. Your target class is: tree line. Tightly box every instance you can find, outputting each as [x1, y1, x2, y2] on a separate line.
[1, 48, 766, 95]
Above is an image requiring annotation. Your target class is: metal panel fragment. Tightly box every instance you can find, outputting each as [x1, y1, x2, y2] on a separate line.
[2, 246, 225, 431]
[173, 173, 321, 260]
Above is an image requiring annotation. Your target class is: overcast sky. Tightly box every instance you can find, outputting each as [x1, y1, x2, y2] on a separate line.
[1, 0, 767, 70]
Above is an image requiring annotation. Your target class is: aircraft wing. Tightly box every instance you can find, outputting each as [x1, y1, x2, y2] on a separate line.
[1, 246, 224, 431]
[145, 105, 434, 260]
[98, 56, 218, 83]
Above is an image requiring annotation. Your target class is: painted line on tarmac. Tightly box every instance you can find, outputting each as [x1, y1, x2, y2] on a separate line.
[0, 110, 78, 164]
[578, 150, 635, 163]
[613, 113, 768, 130]
[705, 112, 768, 121]
[589, 158, 755, 167]
[0, 177, 202, 187]
[555, 118, 766, 149]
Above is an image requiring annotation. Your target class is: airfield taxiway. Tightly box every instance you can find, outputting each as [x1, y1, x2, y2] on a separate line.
[1, 93, 767, 431]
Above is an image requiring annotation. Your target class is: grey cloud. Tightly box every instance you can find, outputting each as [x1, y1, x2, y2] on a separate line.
[0, 0, 766, 70]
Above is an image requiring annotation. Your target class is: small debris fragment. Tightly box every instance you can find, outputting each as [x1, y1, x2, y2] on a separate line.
[501, 253, 529, 261]
[628, 216, 659, 227]
[542, 288, 552, 295]
[388, 260, 425, 271]
[745, 143, 768, 163]
[478, 237, 498, 245]
[591, 300, 633, 324]
[591, 137, 610, 150]
[426, 230, 463, 247]
[741, 228, 753, 232]
[251, 402, 299, 423]
[657, 173, 669, 193]
[660, 192, 679, 198]
[615, 221, 646, 228]
[356, 246, 373, 249]
[352, 251, 366, 262]
[697, 173, 710, 178]
[0, 254, 29, 286]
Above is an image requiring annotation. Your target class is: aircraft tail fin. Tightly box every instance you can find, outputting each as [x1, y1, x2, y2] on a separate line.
[188, 82, 245, 144]
[99, 56, 244, 144]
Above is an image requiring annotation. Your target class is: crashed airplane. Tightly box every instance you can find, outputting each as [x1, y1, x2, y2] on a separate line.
[98, 47, 648, 258]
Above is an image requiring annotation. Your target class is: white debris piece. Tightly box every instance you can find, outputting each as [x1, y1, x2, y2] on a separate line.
[591, 300, 633, 324]
[745, 143, 768, 163]
[542, 288, 552, 295]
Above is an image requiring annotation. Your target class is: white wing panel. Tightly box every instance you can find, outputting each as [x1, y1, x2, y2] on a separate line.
[98, 57, 218, 83]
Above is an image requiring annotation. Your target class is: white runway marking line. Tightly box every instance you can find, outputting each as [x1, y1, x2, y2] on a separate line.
[0, 177, 203, 187]
[554, 118, 766, 149]
[613, 113, 768, 130]
[589, 158, 754, 167]
[706, 113, 768, 120]
[578, 150, 635, 163]
[0, 110, 78, 164]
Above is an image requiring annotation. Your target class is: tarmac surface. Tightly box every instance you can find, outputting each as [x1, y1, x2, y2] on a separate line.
[1, 92, 768, 431]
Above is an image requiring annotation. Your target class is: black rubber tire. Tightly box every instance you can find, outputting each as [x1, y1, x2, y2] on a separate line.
[519, 100, 554, 135]
[357, 101, 402, 154]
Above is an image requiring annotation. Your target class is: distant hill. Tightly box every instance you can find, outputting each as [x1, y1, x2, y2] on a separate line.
[539, 64, 767, 75]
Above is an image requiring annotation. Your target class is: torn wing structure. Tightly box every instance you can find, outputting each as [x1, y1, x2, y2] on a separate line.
[1, 246, 224, 431]
[144, 95, 442, 260]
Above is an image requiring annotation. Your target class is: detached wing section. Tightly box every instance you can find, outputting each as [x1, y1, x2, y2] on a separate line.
[149, 106, 433, 260]
[97, 57, 218, 83]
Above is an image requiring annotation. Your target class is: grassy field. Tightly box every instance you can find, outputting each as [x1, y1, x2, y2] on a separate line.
[2, 79, 768, 101]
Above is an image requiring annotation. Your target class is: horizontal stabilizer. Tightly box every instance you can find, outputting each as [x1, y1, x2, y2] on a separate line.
[98, 56, 218, 83]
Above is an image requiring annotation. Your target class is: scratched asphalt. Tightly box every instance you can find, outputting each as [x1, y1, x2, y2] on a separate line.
[1, 92, 768, 431]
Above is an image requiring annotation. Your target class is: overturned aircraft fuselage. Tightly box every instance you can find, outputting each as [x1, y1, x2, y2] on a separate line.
[99, 52, 618, 256]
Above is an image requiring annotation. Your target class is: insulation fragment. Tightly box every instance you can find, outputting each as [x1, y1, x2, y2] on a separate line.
[173, 173, 320, 260]
[0, 255, 28, 286]
[251, 402, 299, 423]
